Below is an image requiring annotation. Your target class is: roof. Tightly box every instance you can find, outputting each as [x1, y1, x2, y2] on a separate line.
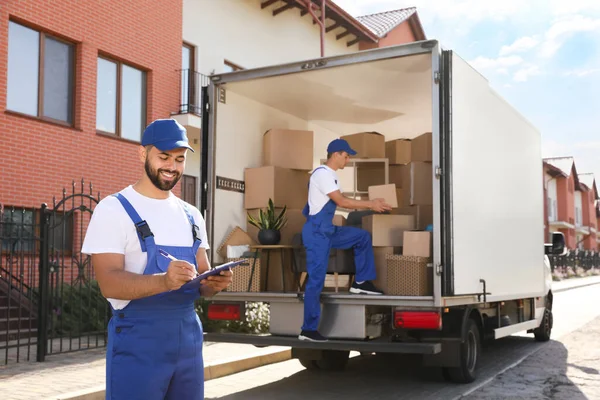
[357, 7, 416, 37]
[544, 157, 575, 178]
[544, 156, 582, 189]
[578, 173, 599, 199]
[357, 7, 426, 40]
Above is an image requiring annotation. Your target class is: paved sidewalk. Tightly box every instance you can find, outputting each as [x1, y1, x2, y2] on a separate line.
[0, 341, 290, 400]
[552, 275, 600, 293]
[0, 275, 597, 400]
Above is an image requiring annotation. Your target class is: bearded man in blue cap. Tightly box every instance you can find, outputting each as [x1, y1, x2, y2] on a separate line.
[82, 119, 232, 399]
[298, 138, 392, 342]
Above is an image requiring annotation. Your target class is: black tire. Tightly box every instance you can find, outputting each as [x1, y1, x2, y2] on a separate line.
[534, 308, 552, 342]
[298, 357, 319, 370]
[443, 319, 480, 384]
[315, 350, 350, 371]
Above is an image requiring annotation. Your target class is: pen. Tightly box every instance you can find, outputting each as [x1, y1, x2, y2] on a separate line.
[159, 249, 198, 278]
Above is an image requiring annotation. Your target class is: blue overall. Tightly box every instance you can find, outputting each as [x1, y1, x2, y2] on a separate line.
[106, 193, 204, 400]
[301, 167, 376, 331]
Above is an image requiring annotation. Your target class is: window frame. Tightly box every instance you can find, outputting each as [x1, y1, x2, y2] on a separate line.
[6, 20, 76, 127]
[96, 55, 147, 142]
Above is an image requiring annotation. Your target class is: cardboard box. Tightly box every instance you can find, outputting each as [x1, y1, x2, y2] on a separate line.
[217, 227, 257, 259]
[333, 215, 347, 226]
[356, 165, 404, 191]
[392, 205, 433, 230]
[246, 208, 305, 245]
[412, 132, 432, 162]
[396, 188, 404, 208]
[403, 231, 432, 257]
[362, 214, 415, 247]
[340, 132, 385, 158]
[368, 184, 398, 208]
[263, 129, 314, 171]
[386, 139, 411, 165]
[386, 255, 432, 296]
[373, 246, 401, 293]
[244, 166, 309, 210]
[398, 162, 432, 205]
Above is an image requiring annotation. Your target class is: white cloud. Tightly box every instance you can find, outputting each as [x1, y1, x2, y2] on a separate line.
[550, 0, 600, 16]
[565, 68, 600, 77]
[499, 36, 540, 56]
[469, 55, 523, 70]
[539, 15, 600, 58]
[514, 65, 541, 82]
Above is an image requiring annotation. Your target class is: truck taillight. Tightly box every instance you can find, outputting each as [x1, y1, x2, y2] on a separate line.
[394, 311, 442, 330]
[208, 304, 242, 321]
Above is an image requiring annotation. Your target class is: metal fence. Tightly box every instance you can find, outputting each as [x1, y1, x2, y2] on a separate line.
[548, 249, 600, 273]
[0, 180, 108, 365]
[178, 69, 211, 115]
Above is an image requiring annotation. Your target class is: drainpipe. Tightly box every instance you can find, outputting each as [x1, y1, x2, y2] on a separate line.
[304, 0, 326, 57]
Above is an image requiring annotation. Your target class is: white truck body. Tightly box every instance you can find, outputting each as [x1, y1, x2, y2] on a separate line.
[198, 40, 559, 382]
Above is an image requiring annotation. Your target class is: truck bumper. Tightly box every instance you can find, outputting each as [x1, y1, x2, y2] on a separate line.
[203, 333, 442, 355]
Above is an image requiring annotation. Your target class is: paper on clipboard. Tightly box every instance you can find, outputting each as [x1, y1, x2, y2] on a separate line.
[180, 259, 248, 291]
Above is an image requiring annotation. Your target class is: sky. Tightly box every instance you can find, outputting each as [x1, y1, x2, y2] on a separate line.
[335, 0, 600, 181]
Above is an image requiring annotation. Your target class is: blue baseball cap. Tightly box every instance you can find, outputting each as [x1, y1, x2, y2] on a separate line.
[327, 138, 357, 156]
[141, 119, 194, 152]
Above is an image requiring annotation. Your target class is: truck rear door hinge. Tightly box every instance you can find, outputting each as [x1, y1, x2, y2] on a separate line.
[435, 166, 443, 179]
[435, 264, 443, 275]
[434, 71, 441, 84]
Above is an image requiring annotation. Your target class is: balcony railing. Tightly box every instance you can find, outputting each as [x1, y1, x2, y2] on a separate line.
[178, 69, 211, 116]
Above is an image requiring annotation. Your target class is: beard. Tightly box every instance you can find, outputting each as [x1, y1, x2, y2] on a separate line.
[145, 158, 182, 191]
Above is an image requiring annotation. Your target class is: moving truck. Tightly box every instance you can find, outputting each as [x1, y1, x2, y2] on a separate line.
[197, 40, 567, 383]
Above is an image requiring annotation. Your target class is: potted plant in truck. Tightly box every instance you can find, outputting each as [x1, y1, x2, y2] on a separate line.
[247, 199, 288, 245]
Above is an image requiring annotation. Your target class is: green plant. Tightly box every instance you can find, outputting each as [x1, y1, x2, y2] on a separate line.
[195, 299, 270, 334]
[247, 198, 287, 231]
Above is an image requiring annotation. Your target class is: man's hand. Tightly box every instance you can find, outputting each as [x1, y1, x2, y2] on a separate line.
[201, 269, 233, 295]
[370, 198, 393, 213]
[162, 260, 197, 291]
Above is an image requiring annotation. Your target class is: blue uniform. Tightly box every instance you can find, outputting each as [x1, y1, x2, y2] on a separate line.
[106, 193, 204, 400]
[301, 167, 376, 332]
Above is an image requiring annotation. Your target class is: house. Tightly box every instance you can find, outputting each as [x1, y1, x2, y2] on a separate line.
[578, 173, 599, 250]
[357, 7, 427, 50]
[172, 0, 426, 212]
[543, 157, 580, 249]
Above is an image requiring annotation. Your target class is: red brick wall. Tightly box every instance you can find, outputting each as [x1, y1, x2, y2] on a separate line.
[555, 174, 576, 248]
[0, 0, 183, 210]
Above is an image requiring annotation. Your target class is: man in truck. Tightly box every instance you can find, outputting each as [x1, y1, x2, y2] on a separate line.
[299, 138, 392, 342]
[82, 119, 232, 399]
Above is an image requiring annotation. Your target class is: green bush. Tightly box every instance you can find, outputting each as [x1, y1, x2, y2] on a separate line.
[196, 298, 270, 334]
[49, 280, 108, 336]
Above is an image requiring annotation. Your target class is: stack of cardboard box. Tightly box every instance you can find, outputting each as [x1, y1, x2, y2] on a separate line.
[340, 131, 434, 296]
[243, 128, 314, 291]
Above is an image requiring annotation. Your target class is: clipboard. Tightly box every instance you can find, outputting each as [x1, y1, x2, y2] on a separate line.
[180, 259, 248, 291]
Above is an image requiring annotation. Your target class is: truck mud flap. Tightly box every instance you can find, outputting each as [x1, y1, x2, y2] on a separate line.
[203, 333, 441, 355]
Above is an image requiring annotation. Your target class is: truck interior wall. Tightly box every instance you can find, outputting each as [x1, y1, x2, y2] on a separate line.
[213, 90, 342, 260]
[449, 53, 544, 298]
[212, 53, 435, 280]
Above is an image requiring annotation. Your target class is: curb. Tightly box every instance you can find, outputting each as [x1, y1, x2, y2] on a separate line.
[553, 277, 600, 293]
[47, 348, 291, 400]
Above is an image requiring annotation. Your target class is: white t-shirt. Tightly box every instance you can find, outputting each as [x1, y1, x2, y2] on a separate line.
[308, 166, 340, 215]
[81, 185, 209, 310]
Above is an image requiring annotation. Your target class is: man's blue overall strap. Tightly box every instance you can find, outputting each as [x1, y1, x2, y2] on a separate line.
[302, 166, 329, 218]
[112, 193, 155, 252]
[111, 193, 202, 252]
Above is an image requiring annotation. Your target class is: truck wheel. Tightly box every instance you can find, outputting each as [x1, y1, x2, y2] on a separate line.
[298, 357, 319, 370]
[315, 350, 350, 371]
[533, 308, 552, 342]
[443, 319, 480, 383]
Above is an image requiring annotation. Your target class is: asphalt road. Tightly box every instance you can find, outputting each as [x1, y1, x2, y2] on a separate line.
[204, 284, 600, 400]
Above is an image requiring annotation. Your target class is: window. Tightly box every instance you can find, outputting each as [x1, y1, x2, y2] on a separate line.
[96, 56, 146, 142]
[0, 207, 73, 254]
[181, 43, 196, 113]
[223, 60, 243, 73]
[7, 21, 75, 124]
